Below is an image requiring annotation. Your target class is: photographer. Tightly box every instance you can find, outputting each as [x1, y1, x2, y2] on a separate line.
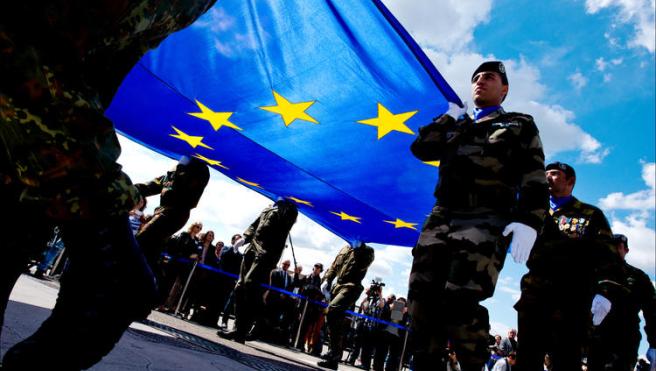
[348, 280, 386, 370]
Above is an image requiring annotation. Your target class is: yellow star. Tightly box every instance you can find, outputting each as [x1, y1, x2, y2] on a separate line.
[384, 218, 418, 230]
[236, 177, 262, 189]
[423, 161, 440, 167]
[188, 100, 242, 131]
[288, 196, 314, 207]
[170, 126, 214, 149]
[259, 90, 318, 126]
[193, 153, 229, 169]
[330, 211, 361, 224]
[357, 103, 417, 139]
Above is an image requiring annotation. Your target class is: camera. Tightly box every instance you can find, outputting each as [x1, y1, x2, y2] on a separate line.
[367, 277, 385, 301]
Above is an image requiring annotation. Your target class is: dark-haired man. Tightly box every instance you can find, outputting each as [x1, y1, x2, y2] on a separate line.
[409, 61, 548, 371]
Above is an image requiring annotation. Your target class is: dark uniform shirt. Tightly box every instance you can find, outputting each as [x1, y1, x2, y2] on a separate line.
[548, 197, 613, 240]
[411, 108, 548, 231]
[323, 244, 375, 292]
[599, 261, 656, 349]
[0, 1, 216, 220]
[242, 201, 298, 259]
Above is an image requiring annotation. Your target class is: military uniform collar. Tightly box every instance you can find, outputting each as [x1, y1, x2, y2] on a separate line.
[474, 107, 506, 123]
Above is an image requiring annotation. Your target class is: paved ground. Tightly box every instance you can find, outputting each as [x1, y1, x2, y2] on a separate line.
[1, 275, 364, 371]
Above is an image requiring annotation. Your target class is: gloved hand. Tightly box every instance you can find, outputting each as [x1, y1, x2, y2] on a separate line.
[233, 236, 245, 249]
[502, 222, 538, 264]
[646, 347, 655, 370]
[445, 101, 467, 120]
[591, 294, 612, 326]
[321, 281, 332, 301]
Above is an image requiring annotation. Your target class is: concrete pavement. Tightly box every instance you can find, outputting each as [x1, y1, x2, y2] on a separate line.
[1, 275, 365, 371]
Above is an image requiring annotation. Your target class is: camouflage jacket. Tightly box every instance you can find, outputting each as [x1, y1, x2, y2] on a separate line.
[323, 244, 375, 291]
[135, 158, 209, 211]
[243, 203, 298, 260]
[411, 108, 548, 231]
[0, 1, 216, 220]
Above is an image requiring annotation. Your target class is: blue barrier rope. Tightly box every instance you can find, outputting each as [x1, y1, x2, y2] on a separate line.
[165, 255, 409, 331]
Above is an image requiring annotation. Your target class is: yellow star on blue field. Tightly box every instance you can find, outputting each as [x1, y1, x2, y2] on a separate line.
[236, 177, 262, 189]
[423, 160, 440, 167]
[170, 126, 213, 149]
[288, 196, 314, 207]
[259, 90, 318, 126]
[188, 100, 242, 132]
[384, 218, 418, 230]
[330, 211, 361, 224]
[194, 153, 228, 169]
[357, 103, 417, 139]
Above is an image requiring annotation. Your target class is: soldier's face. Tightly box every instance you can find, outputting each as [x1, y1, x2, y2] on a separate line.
[617, 243, 628, 260]
[546, 169, 574, 197]
[471, 72, 508, 108]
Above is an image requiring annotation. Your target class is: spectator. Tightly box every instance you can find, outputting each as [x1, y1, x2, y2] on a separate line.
[33, 227, 65, 279]
[218, 234, 244, 329]
[158, 222, 202, 313]
[492, 351, 516, 371]
[499, 329, 517, 356]
[295, 263, 325, 354]
[128, 198, 147, 236]
[374, 296, 408, 371]
[262, 260, 293, 341]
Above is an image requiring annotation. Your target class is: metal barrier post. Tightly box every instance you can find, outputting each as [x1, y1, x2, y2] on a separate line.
[49, 247, 66, 277]
[175, 260, 199, 316]
[399, 330, 409, 371]
[294, 299, 310, 348]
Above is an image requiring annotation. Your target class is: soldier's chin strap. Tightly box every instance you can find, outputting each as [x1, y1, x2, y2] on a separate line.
[288, 233, 298, 271]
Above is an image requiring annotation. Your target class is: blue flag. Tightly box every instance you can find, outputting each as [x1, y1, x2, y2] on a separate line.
[107, 0, 461, 247]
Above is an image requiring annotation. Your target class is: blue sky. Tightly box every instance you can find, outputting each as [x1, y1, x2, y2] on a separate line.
[118, 0, 655, 359]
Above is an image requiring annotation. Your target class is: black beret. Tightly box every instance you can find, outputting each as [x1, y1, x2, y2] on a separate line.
[472, 61, 508, 85]
[612, 234, 628, 248]
[546, 161, 576, 178]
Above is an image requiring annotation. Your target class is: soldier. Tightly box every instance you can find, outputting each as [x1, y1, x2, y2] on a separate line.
[218, 198, 298, 343]
[408, 61, 548, 371]
[135, 156, 210, 270]
[515, 161, 621, 371]
[0, 1, 217, 369]
[318, 241, 375, 370]
[588, 234, 656, 371]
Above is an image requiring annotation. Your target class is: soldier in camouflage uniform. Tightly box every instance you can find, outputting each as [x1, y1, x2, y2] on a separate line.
[514, 162, 621, 371]
[135, 156, 209, 270]
[218, 198, 298, 344]
[317, 241, 375, 370]
[588, 234, 656, 371]
[0, 1, 216, 369]
[408, 61, 548, 371]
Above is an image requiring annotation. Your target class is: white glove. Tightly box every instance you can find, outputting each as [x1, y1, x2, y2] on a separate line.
[321, 281, 332, 301]
[233, 236, 245, 249]
[445, 101, 467, 120]
[646, 347, 655, 371]
[502, 222, 537, 264]
[591, 294, 612, 326]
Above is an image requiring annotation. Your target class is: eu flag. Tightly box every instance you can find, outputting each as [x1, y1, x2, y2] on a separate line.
[106, 0, 461, 247]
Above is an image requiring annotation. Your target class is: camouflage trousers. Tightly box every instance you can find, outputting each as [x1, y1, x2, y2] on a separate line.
[325, 285, 363, 362]
[0, 187, 157, 370]
[233, 248, 281, 340]
[408, 206, 509, 371]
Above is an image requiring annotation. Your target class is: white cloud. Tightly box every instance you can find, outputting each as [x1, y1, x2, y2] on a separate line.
[383, 0, 492, 53]
[609, 212, 656, 273]
[568, 71, 588, 91]
[586, 0, 656, 52]
[423, 51, 610, 163]
[600, 162, 655, 210]
[596, 57, 609, 71]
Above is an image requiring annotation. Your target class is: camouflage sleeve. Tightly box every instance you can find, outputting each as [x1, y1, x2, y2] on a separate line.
[242, 214, 262, 244]
[410, 114, 457, 162]
[637, 269, 656, 348]
[514, 117, 549, 231]
[323, 245, 348, 283]
[134, 175, 165, 198]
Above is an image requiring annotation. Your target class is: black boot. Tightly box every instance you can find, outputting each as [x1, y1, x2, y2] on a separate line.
[317, 359, 338, 370]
